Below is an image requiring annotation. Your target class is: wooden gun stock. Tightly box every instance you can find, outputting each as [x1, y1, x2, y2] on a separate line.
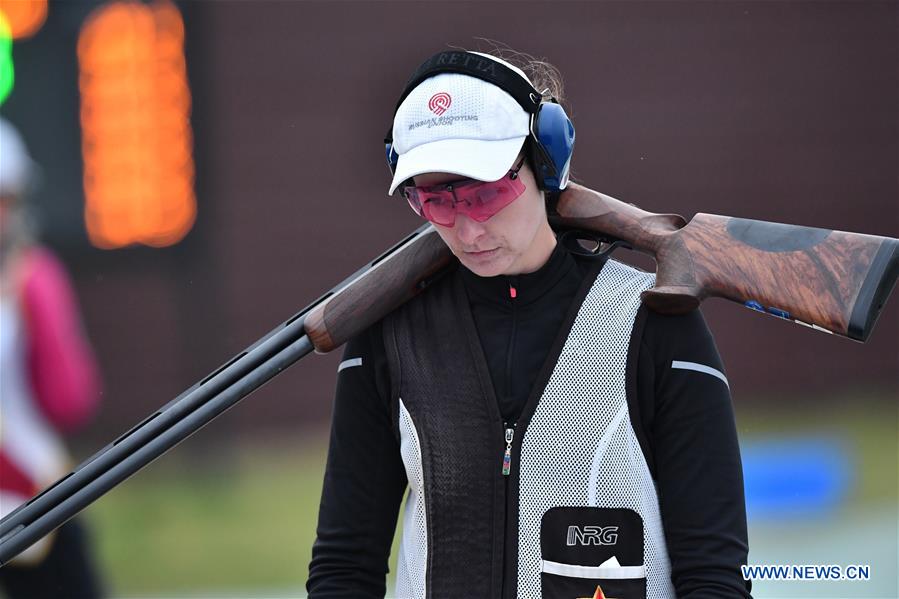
[552, 183, 899, 341]
[304, 224, 453, 353]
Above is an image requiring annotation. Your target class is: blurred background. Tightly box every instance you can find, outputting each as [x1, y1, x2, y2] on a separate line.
[0, 1, 896, 597]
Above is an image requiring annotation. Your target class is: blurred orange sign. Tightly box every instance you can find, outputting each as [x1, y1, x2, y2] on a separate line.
[78, 0, 196, 249]
[0, 0, 47, 40]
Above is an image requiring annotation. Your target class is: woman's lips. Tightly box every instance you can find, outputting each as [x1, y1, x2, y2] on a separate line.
[464, 248, 499, 259]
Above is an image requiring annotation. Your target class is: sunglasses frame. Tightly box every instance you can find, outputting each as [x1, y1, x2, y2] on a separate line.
[402, 157, 527, 227]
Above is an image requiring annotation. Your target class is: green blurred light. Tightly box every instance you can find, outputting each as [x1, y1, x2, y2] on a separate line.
[0, 14, 13, 106]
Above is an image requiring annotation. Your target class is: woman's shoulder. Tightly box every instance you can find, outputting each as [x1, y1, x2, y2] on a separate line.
[639, 305, 726, 378]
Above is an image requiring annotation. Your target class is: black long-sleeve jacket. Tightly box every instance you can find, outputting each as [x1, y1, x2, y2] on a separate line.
[307, 242, 751, 598]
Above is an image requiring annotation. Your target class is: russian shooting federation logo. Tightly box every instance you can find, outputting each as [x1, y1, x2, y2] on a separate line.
[428, 92, 452, 116]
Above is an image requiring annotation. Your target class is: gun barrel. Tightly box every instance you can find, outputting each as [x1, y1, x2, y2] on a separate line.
[0, 311, 309, 541]
[0, 222, 445, 566]
[0, 336, 315, 565]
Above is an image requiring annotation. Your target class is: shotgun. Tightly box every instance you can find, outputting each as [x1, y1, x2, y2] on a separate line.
[1, 183, 896, 565]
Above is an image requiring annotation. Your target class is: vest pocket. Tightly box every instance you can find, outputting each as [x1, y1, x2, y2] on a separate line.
[540, 506, 646, 599]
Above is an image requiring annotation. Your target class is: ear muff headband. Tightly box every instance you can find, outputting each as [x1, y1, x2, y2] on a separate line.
[391, 51, 542, 121]
[386, 51, 575, 193]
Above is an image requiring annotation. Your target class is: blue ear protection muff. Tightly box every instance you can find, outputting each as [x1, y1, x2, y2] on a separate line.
[529, 101, 576, 192]
[384, 51, 575, 194]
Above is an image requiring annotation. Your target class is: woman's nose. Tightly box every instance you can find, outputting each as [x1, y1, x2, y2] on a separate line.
[453, 212, 486, 245]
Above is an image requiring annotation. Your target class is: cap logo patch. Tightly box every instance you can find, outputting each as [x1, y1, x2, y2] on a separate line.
[428, 92, 452, 116]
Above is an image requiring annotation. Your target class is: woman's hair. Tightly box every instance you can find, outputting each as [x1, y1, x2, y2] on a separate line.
[460, 39, 566, 104]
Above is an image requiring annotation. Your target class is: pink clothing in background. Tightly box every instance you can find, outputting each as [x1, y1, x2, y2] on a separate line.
[20, 247, 101, 432]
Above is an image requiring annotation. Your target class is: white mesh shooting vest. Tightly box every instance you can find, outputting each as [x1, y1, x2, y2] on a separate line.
[384, 258, 674, 599]
[515, 259, 674, 599]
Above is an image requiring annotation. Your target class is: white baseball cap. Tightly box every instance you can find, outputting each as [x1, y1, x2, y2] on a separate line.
[0, 117, 36, 197]
[387, 53, 533, 195]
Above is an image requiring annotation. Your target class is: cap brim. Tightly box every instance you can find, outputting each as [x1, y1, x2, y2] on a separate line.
[388, 136, 527, 195]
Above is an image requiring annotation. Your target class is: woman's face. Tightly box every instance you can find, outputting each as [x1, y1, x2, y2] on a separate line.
[413, 159, 556, 277]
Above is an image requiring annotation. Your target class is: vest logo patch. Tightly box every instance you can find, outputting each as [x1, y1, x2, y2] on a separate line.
[566, 525, 618, 546]
[577, 585, 615, 599]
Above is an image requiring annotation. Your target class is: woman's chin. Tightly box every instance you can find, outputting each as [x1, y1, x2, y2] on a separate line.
[460, 249, 510, 277]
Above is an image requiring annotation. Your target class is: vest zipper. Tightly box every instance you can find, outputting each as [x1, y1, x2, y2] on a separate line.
[500, 420, 517, 599]
[502, 424, 515, 475]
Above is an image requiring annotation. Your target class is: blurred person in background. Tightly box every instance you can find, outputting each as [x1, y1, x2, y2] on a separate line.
[0, 117, 104, 598]
[307, 50, 751, 598]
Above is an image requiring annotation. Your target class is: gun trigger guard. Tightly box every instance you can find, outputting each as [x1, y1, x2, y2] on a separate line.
[558, 229, 629, 260]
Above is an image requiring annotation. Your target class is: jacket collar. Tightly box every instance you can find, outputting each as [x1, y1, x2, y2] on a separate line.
[459, 240, 577, 308]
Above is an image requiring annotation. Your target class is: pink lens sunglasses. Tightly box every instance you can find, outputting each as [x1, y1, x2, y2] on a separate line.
[402, 157, 526, 227]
